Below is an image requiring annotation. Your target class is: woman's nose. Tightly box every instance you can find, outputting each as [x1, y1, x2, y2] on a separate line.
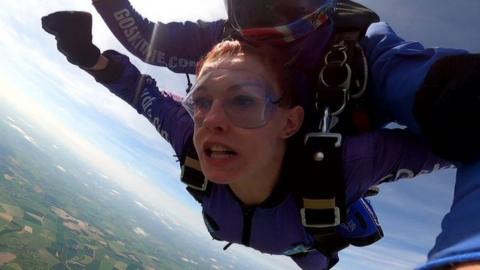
[202, 100, 229, 131]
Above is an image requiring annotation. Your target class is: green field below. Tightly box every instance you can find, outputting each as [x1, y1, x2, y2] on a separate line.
[0, 203, 23, 218]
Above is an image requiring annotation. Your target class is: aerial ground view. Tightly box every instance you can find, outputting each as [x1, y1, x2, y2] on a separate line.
[0, 110, 261, 270]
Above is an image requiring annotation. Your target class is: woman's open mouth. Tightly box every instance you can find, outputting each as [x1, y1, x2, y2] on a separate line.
[205, 144, 238, 159]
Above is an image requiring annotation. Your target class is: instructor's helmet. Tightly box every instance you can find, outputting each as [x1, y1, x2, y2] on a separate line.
[224, 0, 336, 44]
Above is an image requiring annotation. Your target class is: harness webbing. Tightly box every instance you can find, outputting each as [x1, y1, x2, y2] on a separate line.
[181, 143, 209, 203]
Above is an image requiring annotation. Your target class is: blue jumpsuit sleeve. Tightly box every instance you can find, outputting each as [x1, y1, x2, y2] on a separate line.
[343, 129, 452, 205]
[361, 22, 468, 133]
[417, 161, 480, 270]
[98, 50, 193, 158]
[93, 0, 225, 74]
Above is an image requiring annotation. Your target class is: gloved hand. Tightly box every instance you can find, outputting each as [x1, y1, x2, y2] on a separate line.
[414, 54, 480, 163]
[41, 11, 100, 68]
[337, 197, 383, 247]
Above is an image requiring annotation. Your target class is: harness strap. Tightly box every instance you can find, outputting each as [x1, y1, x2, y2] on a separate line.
[299, 34, 352, 232]
[181, 145, 210, 203]
[301, 128, 345, 232]
[299, 0, 379, 238]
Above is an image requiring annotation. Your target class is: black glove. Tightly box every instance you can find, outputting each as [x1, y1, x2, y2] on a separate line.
[414, 54, 480, 163]
[42, 11, 100, 68]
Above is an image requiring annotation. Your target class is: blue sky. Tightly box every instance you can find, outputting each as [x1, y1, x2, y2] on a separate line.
[0, 1, 479, 269]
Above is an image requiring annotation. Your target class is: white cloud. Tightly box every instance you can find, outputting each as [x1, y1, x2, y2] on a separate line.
[6, 122, 39, 148]
[160, 218, 175, 231]
[133, 226, 148, 236]
[135, 200, 149, 210]
[180, 256, 199, 265]
[6, 116, 16, 123]
[98, 173, 109, 180]
[56, 165, 66, 172]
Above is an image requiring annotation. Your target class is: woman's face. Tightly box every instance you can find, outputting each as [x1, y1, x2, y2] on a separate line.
[190, 54, 303, 185]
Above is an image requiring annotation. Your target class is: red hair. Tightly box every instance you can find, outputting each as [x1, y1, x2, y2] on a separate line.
[196, 40, 296, 107]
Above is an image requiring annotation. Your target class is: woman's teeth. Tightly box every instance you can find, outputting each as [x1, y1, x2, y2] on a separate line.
[206, 145, 237, 158]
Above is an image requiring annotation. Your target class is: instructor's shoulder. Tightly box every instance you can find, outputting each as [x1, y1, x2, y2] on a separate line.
[365, 22, 396, 38]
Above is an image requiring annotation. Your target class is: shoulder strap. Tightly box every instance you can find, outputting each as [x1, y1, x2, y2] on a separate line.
[299, 125, 345, 234]
[299, 0, 379, 240]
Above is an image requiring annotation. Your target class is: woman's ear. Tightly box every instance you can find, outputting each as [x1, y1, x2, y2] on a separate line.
[281, 106, 304, 139]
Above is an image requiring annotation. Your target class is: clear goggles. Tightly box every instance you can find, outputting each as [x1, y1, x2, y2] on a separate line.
[182, 69, 283, 129]
[224, 0, 334, 30]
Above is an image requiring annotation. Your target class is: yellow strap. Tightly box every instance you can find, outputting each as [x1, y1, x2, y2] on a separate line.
[303, 198, 336, 209]
[184, 156, 202, 171]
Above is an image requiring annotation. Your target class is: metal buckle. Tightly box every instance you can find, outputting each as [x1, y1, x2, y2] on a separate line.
[318, 53, 351, 116]
[304, 107, 342, 163]
[300, 206, 341, 228]
[304, 132, 342, 148]
[180, 165, 209, 191]
[324, 46, 348, 66]
[350, 43, 368, 99]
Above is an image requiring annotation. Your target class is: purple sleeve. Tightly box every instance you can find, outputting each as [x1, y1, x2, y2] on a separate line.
[343, 129, 452, 205]
[98, 50, 193, 158]
[93, 0, 225, 74]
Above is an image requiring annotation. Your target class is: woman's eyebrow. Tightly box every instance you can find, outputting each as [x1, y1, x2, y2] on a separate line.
[226, 82, 263, 92]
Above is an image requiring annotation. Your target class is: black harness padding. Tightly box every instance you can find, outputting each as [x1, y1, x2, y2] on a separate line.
[180, 140, 210, 203]
[333, 0, 380, 33]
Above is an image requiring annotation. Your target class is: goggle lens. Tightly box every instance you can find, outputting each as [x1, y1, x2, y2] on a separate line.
[182, 70, 280, 129]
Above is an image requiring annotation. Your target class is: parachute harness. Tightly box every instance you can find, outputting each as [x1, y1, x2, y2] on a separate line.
[298, 2, 378, 256]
